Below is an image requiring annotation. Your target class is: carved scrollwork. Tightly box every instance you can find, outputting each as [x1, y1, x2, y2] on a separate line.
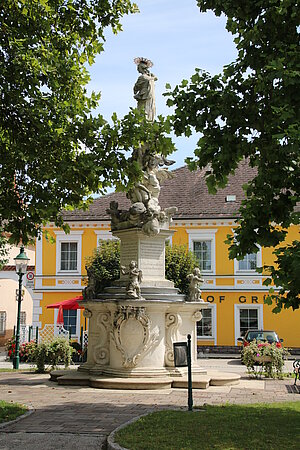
[83, 308, 92, 318]
[111, 305, 159, 368]
[192, 310, 202, 322]
[93, 312, 111, 366]
[165, 313, 182, 366]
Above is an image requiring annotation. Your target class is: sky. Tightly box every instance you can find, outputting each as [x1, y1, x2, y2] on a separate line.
[88, 0, 237, 169]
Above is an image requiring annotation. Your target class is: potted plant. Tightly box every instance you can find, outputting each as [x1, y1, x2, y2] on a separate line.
[242, 339, 289, 378]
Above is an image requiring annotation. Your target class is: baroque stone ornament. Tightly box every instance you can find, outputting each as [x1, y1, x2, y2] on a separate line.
[83, 308, 93, 318]
[106, 59, 178, 237]
[165, 313, 182, 367]
[192, 310, 203, 322]
[93, 312, 111, 366]
[120, 261, 143, 299]
[187, 268, 204, 302]
[111, 305, 159, 368]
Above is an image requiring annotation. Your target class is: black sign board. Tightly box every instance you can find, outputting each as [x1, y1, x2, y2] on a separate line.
[173, 342, 188, 367]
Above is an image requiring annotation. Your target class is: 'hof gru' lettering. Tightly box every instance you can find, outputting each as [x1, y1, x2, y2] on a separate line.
[239, 296, 247, 303]
[206, 295, 215, 303]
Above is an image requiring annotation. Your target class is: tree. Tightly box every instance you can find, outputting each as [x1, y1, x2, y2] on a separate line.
[165, 0, 300, 311]
[1, 0, 144, 244]
[85, 240, 200, 296]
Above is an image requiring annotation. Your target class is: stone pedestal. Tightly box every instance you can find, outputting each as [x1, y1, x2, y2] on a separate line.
[78, 226, 207, 382]
[80, 298, 205, 378]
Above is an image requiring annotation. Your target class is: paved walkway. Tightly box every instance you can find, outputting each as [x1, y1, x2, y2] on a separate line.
[0, 369, 299, 449]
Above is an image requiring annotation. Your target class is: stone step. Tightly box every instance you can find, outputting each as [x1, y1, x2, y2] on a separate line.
[51, 370, 241, 390]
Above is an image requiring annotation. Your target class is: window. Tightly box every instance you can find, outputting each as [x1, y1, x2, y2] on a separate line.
[63, 310, 77, 336]
[60, 242, 78, 271]
[193, 241, 212, 271]
[187, 229, 217, 274]
[0, 312, 6, 334]
[197, 308, 213, 338]
[234, 304, 263, 344]
[55, 231, 83, 275]
[238, 253, 257, 271]
[239, 308, 258, 337]
[20, 311, 26, 325]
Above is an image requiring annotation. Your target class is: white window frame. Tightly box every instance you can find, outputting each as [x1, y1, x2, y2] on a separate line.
[187, 229, 217, 274]
[234, 246, 262, 274]
[94, 230, 117, 247]
[234, 304, 263, 345]
[55, 231, 83, 275]
[196, 304, 217, 344]
[0, 311, 6, 334]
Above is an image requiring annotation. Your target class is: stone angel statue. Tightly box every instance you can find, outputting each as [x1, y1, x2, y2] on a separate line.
[121, 260, 143, 299]
[187, 267, 204, 302]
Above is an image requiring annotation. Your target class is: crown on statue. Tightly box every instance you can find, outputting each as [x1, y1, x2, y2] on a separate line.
[134, 57, 153, 68]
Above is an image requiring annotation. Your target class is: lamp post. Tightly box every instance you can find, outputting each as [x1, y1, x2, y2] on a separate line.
[13, 246, 29, 370]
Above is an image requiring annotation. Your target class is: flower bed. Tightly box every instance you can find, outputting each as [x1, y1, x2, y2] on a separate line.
[242, 340, 289, 378]
[5, 338, 37, 362]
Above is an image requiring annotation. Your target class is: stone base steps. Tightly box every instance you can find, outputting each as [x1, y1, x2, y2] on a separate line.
[50, 370, 240, 390]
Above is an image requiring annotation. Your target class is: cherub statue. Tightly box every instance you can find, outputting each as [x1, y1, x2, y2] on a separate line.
[121, 261, 143, 299]
[133, 57, 157, 122]
[187, 268, 204, 302]
[83, 265, 96, 300]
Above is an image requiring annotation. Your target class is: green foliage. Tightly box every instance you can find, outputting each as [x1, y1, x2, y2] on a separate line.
[0, 230, 8, 269]
[85, 240, 121, 293]
[85, 240, 199, 295]
[115, 403, 300, 450]
[261, 240, 300, 311]
[33, 338, 74, 373]
[165, 244, 199, 295]
[242, 340, 289, 378]
[0, 0, 140, 244]
[0, 400, 27, 424]
[165, 0, 300, 311]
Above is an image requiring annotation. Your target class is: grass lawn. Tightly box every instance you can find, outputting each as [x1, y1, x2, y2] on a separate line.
[115, 402, 300, 450]
[0, 400, 27, 424]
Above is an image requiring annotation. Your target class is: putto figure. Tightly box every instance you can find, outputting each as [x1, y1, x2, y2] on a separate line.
[121, 261, 143, 299]
[187, 268, 204, 302]
[133, 57, 157, 122]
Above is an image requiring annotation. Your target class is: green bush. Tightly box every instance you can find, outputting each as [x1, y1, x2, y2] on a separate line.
[165, 243, 199, 295]
[33, 338, 74, 373]
[85, 240, 200, 296]
[85, 239, 121, 293]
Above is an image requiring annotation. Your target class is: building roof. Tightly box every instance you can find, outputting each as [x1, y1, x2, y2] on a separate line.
[62, 160, 257, 222]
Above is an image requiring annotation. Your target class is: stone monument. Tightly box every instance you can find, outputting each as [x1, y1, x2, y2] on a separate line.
[52, 59, 240, 389]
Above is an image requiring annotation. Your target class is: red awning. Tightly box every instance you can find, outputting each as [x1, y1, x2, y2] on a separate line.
[46, 296, 84, 325]
[46, 295, 84, 310]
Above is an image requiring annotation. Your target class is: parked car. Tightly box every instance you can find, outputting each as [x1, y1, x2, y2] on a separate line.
[237, 330, 283, 349]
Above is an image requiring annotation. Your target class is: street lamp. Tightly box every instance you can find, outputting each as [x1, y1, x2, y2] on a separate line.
[13, 246, 29, 369]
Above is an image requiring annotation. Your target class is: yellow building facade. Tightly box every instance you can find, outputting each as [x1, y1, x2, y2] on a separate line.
[33, 219, 300, 349]
[33, 164, 300, 349]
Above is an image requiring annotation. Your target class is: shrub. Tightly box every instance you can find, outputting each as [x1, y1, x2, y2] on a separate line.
[165, 244, 199, 295]
[85, 239, 121, 293]
[33, 338, 74, 373]
[242, 339, 289, 378]
[85, 240, 200, 296]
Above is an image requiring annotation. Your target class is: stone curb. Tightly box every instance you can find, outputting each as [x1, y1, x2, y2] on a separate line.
[0, 407, 34, 430]
[107, 412, 151, 450]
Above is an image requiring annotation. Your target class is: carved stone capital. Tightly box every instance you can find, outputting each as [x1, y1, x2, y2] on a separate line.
[165, 312, 182, 366]
[83, 308, 93, 318]
[192, 310, 202, 322]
